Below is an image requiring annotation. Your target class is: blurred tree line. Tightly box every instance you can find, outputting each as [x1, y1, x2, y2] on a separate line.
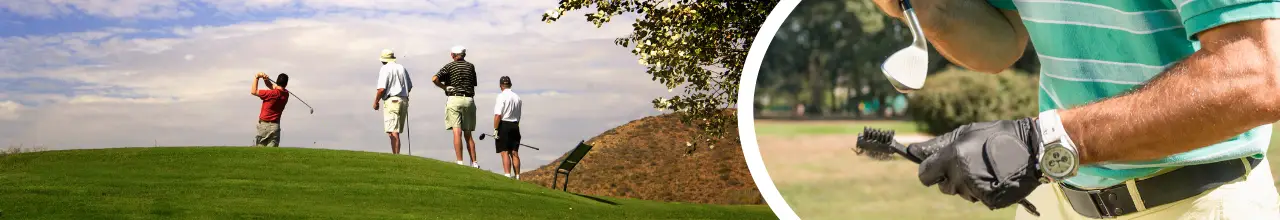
[754, 0, 1041, 123]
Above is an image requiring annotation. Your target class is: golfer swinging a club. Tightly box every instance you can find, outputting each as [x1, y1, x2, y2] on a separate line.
[251, 72, 289, 147]
[492, 76, 523, 179]
[434, 45, 481, 168]
[872, 0, 1280, 219]
[373, 49, 413, 155]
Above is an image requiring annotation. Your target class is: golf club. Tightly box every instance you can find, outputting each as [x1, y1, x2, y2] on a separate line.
[478, 134, 540, 150]
[854, 127, 1041, 217]
[880, 0, 929, 93]
[406, 118, 412, 155]
[264, 75, 315, 114]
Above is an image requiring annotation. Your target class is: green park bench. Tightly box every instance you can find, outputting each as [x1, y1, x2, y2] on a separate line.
[552, 141, 593, 192]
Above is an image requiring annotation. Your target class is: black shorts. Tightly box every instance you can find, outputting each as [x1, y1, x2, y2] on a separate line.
[495, 121, 521, 153]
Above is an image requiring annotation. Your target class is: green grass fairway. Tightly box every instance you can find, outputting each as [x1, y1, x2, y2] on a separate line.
[0, 147, 774, 219]
[754, 120, 922, 137]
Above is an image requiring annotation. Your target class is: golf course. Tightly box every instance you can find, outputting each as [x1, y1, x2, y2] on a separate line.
[756, 120, 1280, 220]
[0, 147, 774, 219]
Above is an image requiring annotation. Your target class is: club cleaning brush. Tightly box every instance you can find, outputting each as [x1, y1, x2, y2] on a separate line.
[853, 126, 1041, 216]
[854, 127, 920, 163]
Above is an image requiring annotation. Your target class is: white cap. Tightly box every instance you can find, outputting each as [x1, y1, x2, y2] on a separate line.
[450, 45, 466, 54]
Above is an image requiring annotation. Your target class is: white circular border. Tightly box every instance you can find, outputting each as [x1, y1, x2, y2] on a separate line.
[739, 0, 803, 219]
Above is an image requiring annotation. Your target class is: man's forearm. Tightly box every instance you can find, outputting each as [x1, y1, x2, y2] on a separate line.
[910, 1, 1028, 73]
[494, 115, 501, 130]
[1062, 33, 1280, 164]
[432, 76, 447, 89]
[251, 76, 260, 95]
[374, 89, 385, 104]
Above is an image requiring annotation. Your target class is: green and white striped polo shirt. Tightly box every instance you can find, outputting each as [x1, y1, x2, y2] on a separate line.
[986, 0, 1280, 189]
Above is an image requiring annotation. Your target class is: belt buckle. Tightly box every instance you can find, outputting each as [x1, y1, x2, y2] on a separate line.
[1086, 189, 1119, 218]
[1060, 182, 1129, 218]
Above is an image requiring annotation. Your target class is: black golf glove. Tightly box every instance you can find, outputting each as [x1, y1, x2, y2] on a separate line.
[914, 118, 1043, 210]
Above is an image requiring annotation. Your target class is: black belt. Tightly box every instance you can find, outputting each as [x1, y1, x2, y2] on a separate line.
[446, 92, 473, 97]
[1059, 157, 1260, 218]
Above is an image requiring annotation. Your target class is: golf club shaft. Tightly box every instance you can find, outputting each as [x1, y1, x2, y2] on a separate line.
[264, 77, 314, 112]
[482, 134, 539, 150]
[519, 144, 539, 150]
[406, 115, 411, 155]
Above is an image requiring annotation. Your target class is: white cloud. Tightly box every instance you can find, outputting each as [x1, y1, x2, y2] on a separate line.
[66, 95, 176, 104]
[0, 0, 191, 19]
[184, 54, 195, 61]
[0, 101, 21, 120]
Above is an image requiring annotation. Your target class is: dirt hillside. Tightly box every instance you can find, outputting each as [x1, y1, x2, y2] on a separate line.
[520, 111, 764, 205]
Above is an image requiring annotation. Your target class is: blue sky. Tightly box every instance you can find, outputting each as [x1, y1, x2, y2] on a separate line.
[0, 0, 667, 173]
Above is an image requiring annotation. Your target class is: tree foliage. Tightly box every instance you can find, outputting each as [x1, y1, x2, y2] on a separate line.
[543, 0, 779, 151]
[906, 68, 1039, 135]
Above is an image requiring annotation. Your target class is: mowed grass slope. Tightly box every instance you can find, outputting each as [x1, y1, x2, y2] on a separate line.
[0, 147, 774, 219]
[757, 120, 1280, 220]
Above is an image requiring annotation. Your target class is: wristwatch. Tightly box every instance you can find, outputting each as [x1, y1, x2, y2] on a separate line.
[1036, 109, 1080, 182]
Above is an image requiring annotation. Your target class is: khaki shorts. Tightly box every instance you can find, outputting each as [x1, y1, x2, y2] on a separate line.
[1015, 157, 1280, 220]
[255, 121, 280, 147]
[383, 96, 409, 133]
[445, 96, 476, 131]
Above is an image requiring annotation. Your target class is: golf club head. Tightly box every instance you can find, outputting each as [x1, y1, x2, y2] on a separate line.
[479, 134, 488, 140]
[881, 0, 929, 93]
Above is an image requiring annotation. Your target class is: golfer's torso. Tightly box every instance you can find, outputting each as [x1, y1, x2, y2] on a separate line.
[441, 61, 476, 97]
[380, 63, 411, 98]
[988, 0, 1272, 189]
[496, 90, 521, 122]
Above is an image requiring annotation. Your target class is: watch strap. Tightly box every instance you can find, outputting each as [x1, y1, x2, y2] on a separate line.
[1037, 109, 1080, 176]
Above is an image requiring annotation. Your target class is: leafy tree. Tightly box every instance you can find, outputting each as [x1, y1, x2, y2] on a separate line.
[543, 0, 780, 152]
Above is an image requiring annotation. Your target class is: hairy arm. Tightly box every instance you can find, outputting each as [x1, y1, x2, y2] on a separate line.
[1062, 19, 1280, 164]
[872, 0, 1029, 73]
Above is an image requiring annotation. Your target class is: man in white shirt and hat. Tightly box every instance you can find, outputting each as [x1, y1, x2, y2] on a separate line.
[373, 49, 412, 154]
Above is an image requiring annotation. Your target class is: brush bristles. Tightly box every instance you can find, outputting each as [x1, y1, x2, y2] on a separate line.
[854, 127, 898, 161]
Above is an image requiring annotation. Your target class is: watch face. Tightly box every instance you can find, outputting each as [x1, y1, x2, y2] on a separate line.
[1040, 145, 1077, 177]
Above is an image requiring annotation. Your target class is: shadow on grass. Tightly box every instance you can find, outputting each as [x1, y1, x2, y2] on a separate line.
[574, 194, 620, 206]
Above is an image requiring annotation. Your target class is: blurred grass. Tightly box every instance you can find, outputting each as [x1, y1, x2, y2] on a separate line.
[754, 120, 921, 137]
[776, 171, 1015, 220]
[759, 121, 1280, 220]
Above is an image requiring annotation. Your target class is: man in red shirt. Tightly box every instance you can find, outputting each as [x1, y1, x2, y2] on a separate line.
[251, 72, 289, 147]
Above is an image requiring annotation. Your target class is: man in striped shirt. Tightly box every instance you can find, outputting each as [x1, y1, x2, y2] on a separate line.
[433, 45, 481, 168]
[874, 0, 1280, 219]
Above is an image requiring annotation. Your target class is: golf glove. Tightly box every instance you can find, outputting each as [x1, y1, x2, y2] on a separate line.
[915, 118, 1042, 210]
[445, 86, 456, 92]
[493, 130, 500, 140]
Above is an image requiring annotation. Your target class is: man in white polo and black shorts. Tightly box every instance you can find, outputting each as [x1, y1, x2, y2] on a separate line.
[492, 76, 522, 179]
